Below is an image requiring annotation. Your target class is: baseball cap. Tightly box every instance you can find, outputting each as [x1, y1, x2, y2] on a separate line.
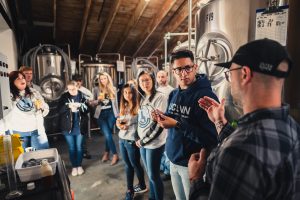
[215, 39, 292, 78]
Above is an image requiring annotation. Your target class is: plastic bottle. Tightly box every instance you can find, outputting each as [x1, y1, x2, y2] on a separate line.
[40, 159, 54, 187]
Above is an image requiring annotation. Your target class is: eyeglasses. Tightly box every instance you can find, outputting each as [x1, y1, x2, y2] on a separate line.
[173, 65, 194, 75]
[224, 67, 243, 82]
[140, 78, 151, 83]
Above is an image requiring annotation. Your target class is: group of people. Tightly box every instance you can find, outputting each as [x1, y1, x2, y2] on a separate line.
[0, 38, 299, 200]
[114, 39, 300, 200]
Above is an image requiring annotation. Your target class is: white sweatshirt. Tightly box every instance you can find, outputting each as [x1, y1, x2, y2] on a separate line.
[137, 91, 167, 149]
[8, 88, 49, 133]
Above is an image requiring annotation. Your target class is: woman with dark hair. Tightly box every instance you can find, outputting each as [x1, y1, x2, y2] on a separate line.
[117, 84, 147, 200]
[136, 71, 167, 200]
[8, 71, 49, 150]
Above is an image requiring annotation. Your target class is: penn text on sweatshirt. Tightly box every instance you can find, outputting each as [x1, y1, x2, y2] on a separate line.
[166, 74, 218, 167]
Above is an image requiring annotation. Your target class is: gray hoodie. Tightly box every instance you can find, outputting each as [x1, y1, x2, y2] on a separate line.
[137, 92, 167, 149]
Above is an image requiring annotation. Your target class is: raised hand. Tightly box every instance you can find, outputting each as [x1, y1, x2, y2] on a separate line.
[188, 149, 207, 182]
[198, 96, 227, 123]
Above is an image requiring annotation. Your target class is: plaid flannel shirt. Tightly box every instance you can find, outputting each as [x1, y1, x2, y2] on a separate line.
[190, 104, 300, 200]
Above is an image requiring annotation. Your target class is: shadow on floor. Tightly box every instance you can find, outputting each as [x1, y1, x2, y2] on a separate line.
[49, 131, 176, 200]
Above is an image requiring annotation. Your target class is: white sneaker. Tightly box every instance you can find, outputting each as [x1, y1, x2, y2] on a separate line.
[71, 168, 78, 176]
[77, 166, 84, 175]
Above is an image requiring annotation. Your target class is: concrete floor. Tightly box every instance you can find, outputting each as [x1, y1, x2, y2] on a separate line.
[50, 131, 176, 200]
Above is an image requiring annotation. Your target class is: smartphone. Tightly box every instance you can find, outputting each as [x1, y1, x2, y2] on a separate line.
[155, 111, 164, 121]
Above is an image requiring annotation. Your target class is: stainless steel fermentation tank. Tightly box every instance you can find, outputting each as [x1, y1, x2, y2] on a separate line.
[81, 63, 117, 91]
[37, 53, 65, 101]
[22, 44, 71, 135]
[195, 0, 267, 121]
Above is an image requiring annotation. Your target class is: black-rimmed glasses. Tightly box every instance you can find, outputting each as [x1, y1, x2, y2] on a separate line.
[224, 67, 243, 82]
[173, 65, 194, 75]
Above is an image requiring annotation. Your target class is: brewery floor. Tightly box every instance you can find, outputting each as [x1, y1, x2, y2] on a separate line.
[49, 131, 176, 200]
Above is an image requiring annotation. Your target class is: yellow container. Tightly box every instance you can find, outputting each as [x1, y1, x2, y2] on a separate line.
[0, 134, 24, 165]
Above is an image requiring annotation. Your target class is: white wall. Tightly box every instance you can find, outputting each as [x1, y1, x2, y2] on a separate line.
[0, 15, 18, 71]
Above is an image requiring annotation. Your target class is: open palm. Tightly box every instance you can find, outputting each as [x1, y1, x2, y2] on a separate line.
[198, 96, 226, 124]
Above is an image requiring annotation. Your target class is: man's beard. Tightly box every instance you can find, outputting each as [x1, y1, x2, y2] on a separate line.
[159, 81, 167, 86]
[231, 87, 243, 109]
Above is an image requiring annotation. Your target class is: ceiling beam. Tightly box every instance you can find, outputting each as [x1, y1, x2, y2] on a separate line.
[18, 20, 54, 27]
[97, 0, 122, 52]
[148, 0, 198, 57]
[79, 0, 92, 49]
[53, 0, 57, 40]
[116, 0, 149, 52]
[133, 0, 177, 57]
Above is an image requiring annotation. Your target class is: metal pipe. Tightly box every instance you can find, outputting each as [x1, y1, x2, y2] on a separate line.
[163, 31, 196, 68]
[188, 0, 192, 51]
[166, 32, 195, 37]
[57, 43, 71, 59]
[78, 54, 92, 75]
[136, 56, 159, 68]
[124, 56, 133, 83]
[95, 53, 121, 61]
[67, 44, 71, 59]
[164, 36, 168, 69]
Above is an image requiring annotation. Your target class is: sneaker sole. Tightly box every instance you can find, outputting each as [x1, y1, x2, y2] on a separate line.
[134, 188, 148, 194]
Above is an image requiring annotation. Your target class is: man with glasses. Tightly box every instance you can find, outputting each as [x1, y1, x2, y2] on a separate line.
[153, 50, 218, 200]
[189, 39, 300, 200]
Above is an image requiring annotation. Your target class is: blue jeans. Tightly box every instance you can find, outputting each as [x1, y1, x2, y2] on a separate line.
[119, 139, 146, 191]
[140, 145, 164, 200]
[63, 130, 84, 167]
[14, 130, 49, 150]
[160, 151, 170, 175]
[97, 109, 117, 154]
[170, 162, 190, 200]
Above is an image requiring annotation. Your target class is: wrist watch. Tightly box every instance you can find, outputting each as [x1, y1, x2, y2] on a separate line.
[175, 120, 181, 129]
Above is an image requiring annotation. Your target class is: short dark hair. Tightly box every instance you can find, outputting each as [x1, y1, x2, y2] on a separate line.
[73, 74, 83, 81]
[170, 50, 194, 64]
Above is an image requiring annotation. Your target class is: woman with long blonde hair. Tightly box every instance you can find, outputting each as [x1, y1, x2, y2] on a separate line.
[92, 72, 119, 165]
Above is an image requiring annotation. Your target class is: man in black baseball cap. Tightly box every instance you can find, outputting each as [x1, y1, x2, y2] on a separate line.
[188, 39, 300, 200]
[216, 38, 292, 78]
